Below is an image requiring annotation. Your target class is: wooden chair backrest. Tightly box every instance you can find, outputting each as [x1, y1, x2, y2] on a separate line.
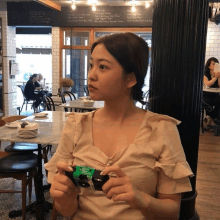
[0, 151, 10, 158]
[0, 120, 5, 127]
[2, 115, 27, 123]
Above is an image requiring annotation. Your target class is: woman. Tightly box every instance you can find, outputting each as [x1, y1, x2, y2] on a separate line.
[24, 74, 44, 112]
[34, 73, 52, 97]
[45, 33, 194, 220]
[34, 73, 44, 89]
[203, 57, 220, 127]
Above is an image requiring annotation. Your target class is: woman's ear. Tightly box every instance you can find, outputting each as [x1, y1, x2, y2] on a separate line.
[126, 72, 137, 88]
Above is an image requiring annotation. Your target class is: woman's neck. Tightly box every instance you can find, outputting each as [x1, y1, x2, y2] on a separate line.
[97, 97, 139, 126]
[210, 70, 215, 77]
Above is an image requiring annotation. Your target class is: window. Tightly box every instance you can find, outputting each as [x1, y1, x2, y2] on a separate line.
[61, 28, 152, 102]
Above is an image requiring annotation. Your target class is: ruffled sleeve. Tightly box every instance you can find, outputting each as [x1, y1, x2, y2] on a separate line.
[44, 113, 77, 183]
[148, 112, 194, 194]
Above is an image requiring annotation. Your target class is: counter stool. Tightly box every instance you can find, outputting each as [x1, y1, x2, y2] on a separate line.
[2, 115, 51, 176]
[4, 143, 50, 177]
[0, 120, 38, 220]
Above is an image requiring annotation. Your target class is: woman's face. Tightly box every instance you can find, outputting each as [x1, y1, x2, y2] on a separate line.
[209, 61, 216, 72]
[39, 75, 43, 81]
[33, 75, 39, 82]
[88, 44, 134, 101]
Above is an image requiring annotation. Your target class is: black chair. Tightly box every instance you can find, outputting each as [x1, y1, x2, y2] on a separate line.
[84, 85, 90, 96]
[41, 96, 55, 111]
[0, 119, 38, 220]
[18, 85, 35, 113]
[63, 91, 76, 100]
[201, 100, 213, 133]
[141, 90, 150, 110]
[60, 91, 76, 112]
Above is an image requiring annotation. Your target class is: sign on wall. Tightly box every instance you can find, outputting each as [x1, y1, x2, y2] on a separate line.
[7, 2, 153, 27]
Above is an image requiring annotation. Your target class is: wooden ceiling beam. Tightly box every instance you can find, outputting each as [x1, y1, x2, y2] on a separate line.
[35, 0, 61, 11]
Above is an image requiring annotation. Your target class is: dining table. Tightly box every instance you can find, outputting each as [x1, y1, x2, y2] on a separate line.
[203, 86, 220, 135]
[203, 87, 220, 93]
[59, 98, 104, 112]
[0, 111, 67, 219]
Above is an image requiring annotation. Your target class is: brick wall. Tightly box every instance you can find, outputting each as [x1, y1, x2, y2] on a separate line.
[52, 27, 60, 96]
[0, 0, 17, 116]
[205, 20, 220, 63]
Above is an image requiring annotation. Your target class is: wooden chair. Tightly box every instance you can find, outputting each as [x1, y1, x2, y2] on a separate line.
[2, 115, 50, 176]
[0, 120, 38, 220]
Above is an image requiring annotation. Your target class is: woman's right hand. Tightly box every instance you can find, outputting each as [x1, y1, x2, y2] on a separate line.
[214, 72, 220, 78]
[50, 162, 81, 206]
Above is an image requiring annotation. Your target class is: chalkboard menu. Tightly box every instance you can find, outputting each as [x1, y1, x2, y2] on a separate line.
[7, 2, 58, 26]
[7, 2, 153, 27]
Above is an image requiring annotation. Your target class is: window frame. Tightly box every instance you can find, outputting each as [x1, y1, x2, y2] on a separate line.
[59, 27, 152, 87]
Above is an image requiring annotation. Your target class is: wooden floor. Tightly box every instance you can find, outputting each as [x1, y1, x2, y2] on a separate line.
[195, 128, 220, 220]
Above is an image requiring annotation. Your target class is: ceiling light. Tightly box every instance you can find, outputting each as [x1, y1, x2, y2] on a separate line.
[88, 0, 97, 4]
[71, 0, 76, 10]
[145, 2, 150, 8]
[131, 6, 136, 12]
[71, 3, 76, 10]
[92, 5, 96, 11]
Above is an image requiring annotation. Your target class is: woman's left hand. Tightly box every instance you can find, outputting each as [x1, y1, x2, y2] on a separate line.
[101, 165, 145, 209]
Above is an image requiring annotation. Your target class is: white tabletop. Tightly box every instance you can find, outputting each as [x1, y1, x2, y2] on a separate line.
[60, 99, 104, 110]
[203, 87, 220, 93]
[0, 111, 66, 145]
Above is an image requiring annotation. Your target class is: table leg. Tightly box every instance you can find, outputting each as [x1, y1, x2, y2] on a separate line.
[35, 143, 45, 219]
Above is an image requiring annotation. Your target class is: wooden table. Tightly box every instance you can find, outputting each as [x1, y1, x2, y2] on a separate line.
[0, 111, 67, 219]
[60, 99, 104, 112]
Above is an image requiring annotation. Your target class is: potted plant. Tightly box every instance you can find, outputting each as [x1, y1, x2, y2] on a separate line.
[60, 77, 74, 92]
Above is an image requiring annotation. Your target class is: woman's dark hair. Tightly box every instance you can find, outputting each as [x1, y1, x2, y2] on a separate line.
[91, 32, 149, 104]
[28, 74, 38, 84]
[205, 57, 219, 75]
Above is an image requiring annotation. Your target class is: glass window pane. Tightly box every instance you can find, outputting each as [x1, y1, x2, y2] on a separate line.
[63, 31, 89, 46]
[62, 49, 91, 97]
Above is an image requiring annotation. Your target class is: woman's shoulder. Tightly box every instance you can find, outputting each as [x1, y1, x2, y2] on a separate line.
[65, 111, 95, 123]
[204, 71, 211, 79]
[145, 110, 181, 126]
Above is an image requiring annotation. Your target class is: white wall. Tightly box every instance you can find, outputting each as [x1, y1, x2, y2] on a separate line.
[205, 20, 220, 62]
[0, 0, 61, 116]
[0, 0, 17, 116]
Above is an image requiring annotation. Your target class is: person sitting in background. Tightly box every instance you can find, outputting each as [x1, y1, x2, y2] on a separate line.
[34, 73, 52, 97]
[24, 74, 44, 113]
[45, 33, 194, 220]
[203, 57, 220, 128]
[34, 73, 44, 89]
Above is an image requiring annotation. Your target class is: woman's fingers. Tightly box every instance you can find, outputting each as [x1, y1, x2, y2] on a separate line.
[104, 184, 128, 199]
[53, 173, 77, 192]
[101, 164, 126, 177]
[102, 176, 127, 194]
[56, 161, 74, 175]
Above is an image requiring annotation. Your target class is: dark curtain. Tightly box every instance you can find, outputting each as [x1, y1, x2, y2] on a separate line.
[150, 0, 209, 219]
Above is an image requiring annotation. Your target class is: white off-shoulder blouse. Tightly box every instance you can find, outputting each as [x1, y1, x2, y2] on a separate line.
[44, 110, 194, 220]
